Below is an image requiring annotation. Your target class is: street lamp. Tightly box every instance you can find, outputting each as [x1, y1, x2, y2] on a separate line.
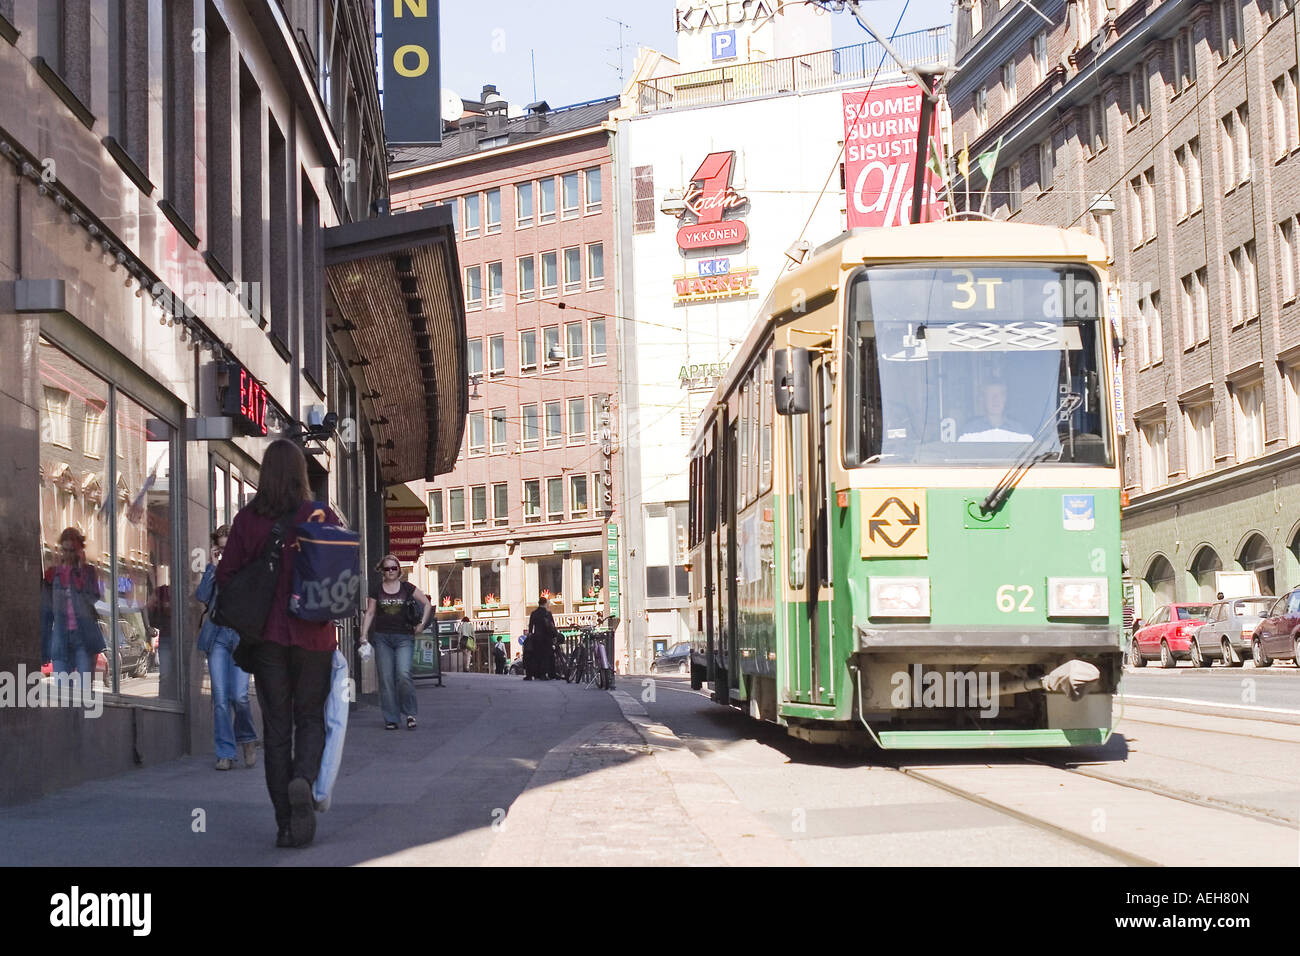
[1088, 193, 1116, 216]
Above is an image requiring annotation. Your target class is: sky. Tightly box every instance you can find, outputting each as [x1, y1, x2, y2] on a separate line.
[431, 0, 955, 111]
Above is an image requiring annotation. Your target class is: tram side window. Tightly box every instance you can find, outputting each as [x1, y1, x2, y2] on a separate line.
[759, 357, 773, 494]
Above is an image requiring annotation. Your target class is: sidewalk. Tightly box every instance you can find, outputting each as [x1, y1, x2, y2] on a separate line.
[0, 673, 796, 867]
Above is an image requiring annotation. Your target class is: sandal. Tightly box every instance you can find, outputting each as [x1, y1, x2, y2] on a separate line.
[384, 721, 399, 730]
[406, 716, 417, 729]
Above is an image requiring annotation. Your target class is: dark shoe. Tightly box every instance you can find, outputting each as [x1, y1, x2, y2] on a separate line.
[385, 721, 399, 730]
[241, 742, 258, 768]
[406, 716, 417, 730]
[287, 778, 316, 848]
[276, 826, 293, 848]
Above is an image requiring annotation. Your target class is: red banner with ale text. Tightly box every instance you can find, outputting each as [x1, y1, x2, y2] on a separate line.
[843, 84, 945, 228]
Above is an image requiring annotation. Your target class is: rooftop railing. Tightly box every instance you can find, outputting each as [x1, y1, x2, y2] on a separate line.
[635, 26, 949, 115]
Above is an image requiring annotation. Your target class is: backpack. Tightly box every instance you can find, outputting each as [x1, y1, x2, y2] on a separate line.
[288, 504, 362, 622]
[213, 514, 291, 647]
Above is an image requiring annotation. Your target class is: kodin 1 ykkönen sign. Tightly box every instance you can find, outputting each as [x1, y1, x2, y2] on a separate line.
[842, 84, 945, 228]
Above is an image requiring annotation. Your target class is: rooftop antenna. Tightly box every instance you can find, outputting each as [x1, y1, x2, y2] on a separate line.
[531, 49, 537, 104]
[606, 15, 632, 87]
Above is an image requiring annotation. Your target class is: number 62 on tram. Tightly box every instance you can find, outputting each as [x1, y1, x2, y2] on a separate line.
[685, 221, 1124, 748]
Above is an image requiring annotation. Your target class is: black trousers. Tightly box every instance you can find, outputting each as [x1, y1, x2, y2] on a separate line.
[251, 640, 333, 828]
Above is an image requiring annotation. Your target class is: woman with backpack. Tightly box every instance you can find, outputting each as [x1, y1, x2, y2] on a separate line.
[195, 525, 258, 771]
[216, 439, 341, 849]
[359, 554, 431, 730]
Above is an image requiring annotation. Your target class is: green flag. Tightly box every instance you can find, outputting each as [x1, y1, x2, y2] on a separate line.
[926, 135, 945, 181]
[975, 137, 1003, 181]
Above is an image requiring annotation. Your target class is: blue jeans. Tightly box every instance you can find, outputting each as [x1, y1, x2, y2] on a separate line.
[209, 640, 257, 759]
[374, 632, 416, 724]
[51, 645, 94, 688]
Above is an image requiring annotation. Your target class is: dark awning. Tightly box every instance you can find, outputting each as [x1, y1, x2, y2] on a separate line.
[324, 206, 466, 482]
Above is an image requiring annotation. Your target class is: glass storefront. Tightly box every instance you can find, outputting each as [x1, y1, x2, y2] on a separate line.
[38, 336, 179, 700]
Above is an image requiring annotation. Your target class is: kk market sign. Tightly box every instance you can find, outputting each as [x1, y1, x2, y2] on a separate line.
[673, 259, 758, 304]
[842, 84, 945, 228]
[673, 151, 749, 251]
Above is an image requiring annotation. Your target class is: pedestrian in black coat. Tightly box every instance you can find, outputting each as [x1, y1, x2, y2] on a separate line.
[527, 596, 558, 681]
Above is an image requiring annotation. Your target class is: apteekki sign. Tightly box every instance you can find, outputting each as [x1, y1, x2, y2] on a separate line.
[382, 0, 441, 145]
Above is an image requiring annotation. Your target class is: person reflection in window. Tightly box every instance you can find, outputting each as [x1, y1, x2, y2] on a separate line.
[958, 382, 1034, 442]
[41, 527, 107, 687]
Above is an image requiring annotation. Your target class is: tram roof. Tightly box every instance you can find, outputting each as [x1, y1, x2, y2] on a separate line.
[689, 221, 1108, 450]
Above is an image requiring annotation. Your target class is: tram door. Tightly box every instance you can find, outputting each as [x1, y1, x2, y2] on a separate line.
[785, 356, 834, 706]
[722, 416, 740, 701]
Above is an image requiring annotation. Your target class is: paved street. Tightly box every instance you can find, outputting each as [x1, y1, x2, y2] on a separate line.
[3, 670, 1295, 867]
[1121, 664, 1300, 713]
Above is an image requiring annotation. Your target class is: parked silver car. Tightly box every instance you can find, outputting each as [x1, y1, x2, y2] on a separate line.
[1189, 596, 1275, 667]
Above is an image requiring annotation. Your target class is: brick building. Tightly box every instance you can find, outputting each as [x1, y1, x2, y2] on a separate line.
[948, 0, 1300, 613]
[388, 93, 623, 663]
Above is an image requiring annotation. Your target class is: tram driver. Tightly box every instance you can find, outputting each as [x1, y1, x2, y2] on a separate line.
[958, 381, 1034, 443]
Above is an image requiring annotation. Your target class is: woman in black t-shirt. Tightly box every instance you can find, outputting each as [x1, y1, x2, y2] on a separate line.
[360, 554, 431, 729]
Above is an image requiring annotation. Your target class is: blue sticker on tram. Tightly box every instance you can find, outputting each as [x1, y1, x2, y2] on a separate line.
[1062, 494, 1095, 531]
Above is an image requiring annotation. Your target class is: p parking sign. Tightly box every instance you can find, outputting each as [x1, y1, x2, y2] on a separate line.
[712, 30, 736, 61]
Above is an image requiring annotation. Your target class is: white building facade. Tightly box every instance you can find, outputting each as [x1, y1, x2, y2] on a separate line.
[612, 5, 947, 666]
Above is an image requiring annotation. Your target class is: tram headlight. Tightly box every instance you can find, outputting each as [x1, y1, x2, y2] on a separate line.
[1047, 577, 1109, 617]
[868, 577, 930, 617]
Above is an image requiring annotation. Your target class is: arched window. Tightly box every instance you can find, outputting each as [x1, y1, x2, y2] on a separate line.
[1143, 554, 1176, 611]
[1237, 534, 1275, 596]
[1189, 545, 1222, 601]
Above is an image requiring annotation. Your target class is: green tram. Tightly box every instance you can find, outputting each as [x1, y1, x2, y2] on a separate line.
[685, 222, 1124, 748]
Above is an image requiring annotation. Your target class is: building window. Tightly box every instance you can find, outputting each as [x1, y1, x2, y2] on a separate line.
[522, 403, 539, 448]
[541, 251, 558, 297]
[524, 480, 542, 523]
[547, 476, 564, 521]
[1233, 380, 1266, 461]
[520, 330, 538, 373]
[1032, 31, 1048, 85]
[565, 321, 584, 367]
[633, 165, 656, 234]
[543, 326, 561, 368]
[1181, 268, 1209, 345]
[1273, 68, 1299, 159]
[587, 243, 605, 289]
[539, 177, 556, 223]
[487, 260, 504, 308]
[516, 181, 534, 227]
[1284, 364, 1300, 445]
[463, 194, 480, 237]
[468, 411, 485, 454]
[443, 197, 458, 238]
[584, 167, 602, 213]
[42, 386, 71, 447]
[1008, 162, 1022, 213]
[488, 334, 505, 378]
[563, 246, 582, 292]
[1129, 170, 1156, 246]
[467, 338, 484, 377]
[1038, 139, 1054, 192]
[971, 0, 983, 35]
[1279, 217, 1298, 301]
[1173, 27, 1196, 93]
[1221, 105, 1250, 189]
[544, 401, 563, 447]
[471, 485, 488, 529]
[1002, 59, 1017, 109]
[428, 490, 444, 531]
[570, 474, 589, 518]
[485, 188, 501, 233]
[974, 86, 988, 133]
[449, 488, 466, 531]
[591, 396, 604, 440]
[1218, 0, 1242, 59]
[518, 254, 536, 301]
[561, 171, 580, 218]
[493, 482, 509, 527]
[1174, 140, 1203, 218]
[1129, 64, 1148, 123]
[1184, 402, 1216, 476]
[464, 265, 482, 310]
[1139, 418, 1168, 491]
[568, 397, 586, 443]
[1090, 95, 1107, 154]
[1143, 291, 1164, 365]
[490, 407, 507, 452]
[589, 317, 607, 363]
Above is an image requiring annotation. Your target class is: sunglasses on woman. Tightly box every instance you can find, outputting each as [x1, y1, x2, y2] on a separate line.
[382, 565, 400, 572]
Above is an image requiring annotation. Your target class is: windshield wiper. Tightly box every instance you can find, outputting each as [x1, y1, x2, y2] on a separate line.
[980, 394, 1081, 515]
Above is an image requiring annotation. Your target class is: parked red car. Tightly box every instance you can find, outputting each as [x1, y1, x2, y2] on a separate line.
[1251, 586, 1300, 667]
[1130, 603, 1213, 668]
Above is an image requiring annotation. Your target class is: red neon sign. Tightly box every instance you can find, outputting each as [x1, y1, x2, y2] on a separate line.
[675, 150, 748, 251]
[222, 362, 268, 436]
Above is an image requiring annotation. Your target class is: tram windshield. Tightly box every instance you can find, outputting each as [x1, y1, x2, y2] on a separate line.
[844, 264, 1113, 467]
